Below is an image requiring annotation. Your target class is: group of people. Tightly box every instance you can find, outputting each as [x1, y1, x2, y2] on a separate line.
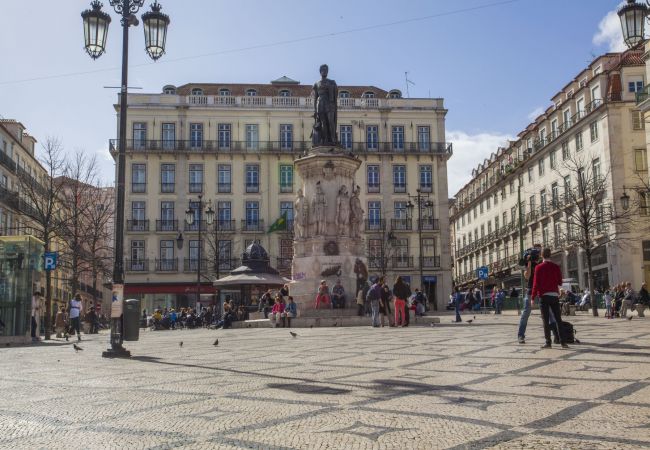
[358, 276, 428, 328]
[30, 292, 101, 342]
[314, 279, 347, 309]
[603, 282, 650, 318]
[255, 286, 298, 327]
[146, 302, 249, 330]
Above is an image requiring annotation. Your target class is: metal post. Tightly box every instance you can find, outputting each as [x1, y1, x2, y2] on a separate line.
[104, 0, 131, 358]
[197, 195, 202, 311]
[517, 183, 525, 316]
[417, 189, 424, 297]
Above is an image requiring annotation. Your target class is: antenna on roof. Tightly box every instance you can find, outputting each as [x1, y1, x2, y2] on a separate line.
[405, 72, 415, 98]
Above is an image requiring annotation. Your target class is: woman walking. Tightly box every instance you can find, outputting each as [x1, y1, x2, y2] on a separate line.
[392, 276, 411, 327]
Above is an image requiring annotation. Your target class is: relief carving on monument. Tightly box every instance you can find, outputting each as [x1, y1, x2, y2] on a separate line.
[294, 188, 309, 239]
[349, 185, 364, 239]
[311, 181, 327, 236]
[336, 185, 350, 236]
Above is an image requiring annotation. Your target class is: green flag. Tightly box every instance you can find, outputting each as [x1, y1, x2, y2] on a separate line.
[267, 212, 287, 234]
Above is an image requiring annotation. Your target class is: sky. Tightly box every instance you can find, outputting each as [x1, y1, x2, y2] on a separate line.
[0, 0, 631, 195]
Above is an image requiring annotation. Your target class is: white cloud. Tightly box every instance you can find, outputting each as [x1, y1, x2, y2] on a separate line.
[593, 9, 627, 52]
[527, 106, 544, 122]
[447, 130, 514, 196]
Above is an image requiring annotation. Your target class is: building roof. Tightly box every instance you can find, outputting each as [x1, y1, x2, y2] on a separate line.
[175, 82, 389, 98]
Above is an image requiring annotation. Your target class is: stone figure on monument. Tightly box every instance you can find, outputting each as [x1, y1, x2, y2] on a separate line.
[336, 185, 350, 235]
[312, 182, 327, 235]
[349, 185, 364, 238]
[294, 188, 309, 239]
[312, 64, 338, 146]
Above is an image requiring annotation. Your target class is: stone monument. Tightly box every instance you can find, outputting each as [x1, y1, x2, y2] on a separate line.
[290, 65, 369, 315]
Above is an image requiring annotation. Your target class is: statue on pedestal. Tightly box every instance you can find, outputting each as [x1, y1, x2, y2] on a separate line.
[294, 189, 309, 239]
[312, 182, 327, 235]
[312, 64, 338, 146]
[336, 185, 350, 235]
[349, 185, 364, 238]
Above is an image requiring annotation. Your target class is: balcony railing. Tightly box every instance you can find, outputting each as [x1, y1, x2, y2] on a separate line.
[156, 219, 178, 232]
[0, 151, 16, 172]
[279, 184, 293, 193]
[245, 183, 259, 193]
[189, 183, 203, 193]
[365, 219, 386, 231]
[392, 256, 414, 268]
[241, 219, 265, 232]
[127, 219, 149, 232]
[155, 258, 178, 272]
[421, 256, 441, 268]
[367, 184, 380, 194]
[183, 258, 209, 272]
[636, 85, 650, 105]
[184, 220, 207, 232]
[217, 183, 231, 193]
[131, 183, 146, 193]
[393, 184, 407, 193]
[420, 218, 439, 231]
[161, 183, 175, 193]
[391, 218, 412, 231]
[213, 219, 236, 232]
[216, 258, 240, 272]
[109, 139, 453, 157]
[125, 259, 149, 272]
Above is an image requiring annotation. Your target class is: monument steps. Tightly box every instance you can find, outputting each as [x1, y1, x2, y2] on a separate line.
[233, 315, 440, 329]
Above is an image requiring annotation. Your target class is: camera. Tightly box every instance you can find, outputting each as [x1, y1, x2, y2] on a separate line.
[518, 247, 540, 266]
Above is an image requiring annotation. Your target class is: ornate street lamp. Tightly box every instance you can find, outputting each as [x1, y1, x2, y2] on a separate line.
[82, 0, 170, 358]
[185, 206, 195, 226]
[205, 204, 215, 226]
[621, 188, 631, 211]
[141, 1, 170, 60]
[81, 1, 111, 59]
[176, 232, 184, 250]
[618, 0, 649, 49]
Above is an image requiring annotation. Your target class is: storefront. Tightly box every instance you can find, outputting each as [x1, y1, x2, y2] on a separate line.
[123, 283, 216, 314]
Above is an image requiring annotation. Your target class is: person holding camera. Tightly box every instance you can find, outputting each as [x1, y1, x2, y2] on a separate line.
[517, 243, 542, 344]
[532, 248, 568, 349]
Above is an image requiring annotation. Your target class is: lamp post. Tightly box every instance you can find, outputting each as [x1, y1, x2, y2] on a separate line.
[618, 0, 649, 49]
[82, 0, 169, 358]
[185, 196, 215, 310]
[407, 188, 434, 309]
[621, 187, 631, 211]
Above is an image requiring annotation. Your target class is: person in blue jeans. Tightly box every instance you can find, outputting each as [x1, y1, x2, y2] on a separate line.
[453, 286, 462, 323]
[518, 244, 542, 344]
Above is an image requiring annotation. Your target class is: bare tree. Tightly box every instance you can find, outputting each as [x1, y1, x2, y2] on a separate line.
[16, 137, 68, 339]
[84, 185, 114, 310]
[553, 152, 635, 316]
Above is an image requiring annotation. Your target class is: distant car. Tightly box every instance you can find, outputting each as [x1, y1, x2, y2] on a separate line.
[561, 278, 580, 294]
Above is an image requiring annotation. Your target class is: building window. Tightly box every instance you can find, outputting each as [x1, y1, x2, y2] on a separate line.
[366, 125, 378, 150]
[479, 201, 484, 214]
[632, 111, 645, 130]
[131, 240, 145, 266]
[280, 201, 294, 222]
[549, 150, 557, 169]
[131, 163, 146, 193]
[218, 123, 231, 149]
[362, 91, 375, 98]
[640, 192, 649, 216]
[564, 175, 571, 200]
[391, 126, 404, 151]
[160, 163, 175, 193]
[393, 165, 406, 193]
[340, 125, 352, 149]
[635, 149, 648, 172]
[159, 240, 175, 270]
[245, 124, 259, 150]
[368, 201, 382, 228]
[419, 165, 432, 191]
[219, 88, 231, 96]
[161, 123, 175, 150]
[217, 240, 232, 268]
[527, 167, 533, 182]
[278, 89, 291, 97]
[494, 216, 499, 231]
[190, 123, 203, 148]
[575, 131, 583, 151]
[339, 90, 350, 98]
[590, 121, 599, 143]
[561, 141, 569, 161]
[218, 164, 231, 193]
[629, 80, 644, 93]
[367, 165, 380, 193]
[191, 88, 203, 96]
[538, 157, 545, 176]
[592, 158, 601, 184]
[394, 201, 407, 220]
[217, 201, 231, 228]
[245, 164, 260, 193]
[189, 164, 203, 193]
[161, 201, 174, 223]
[245, 201, 259, 225]
[551, 182, 559, 207]
[280, 165, 293, 193]
[280, 124, 293, 150]
[246, 88, 257, 96]
[131, 201, 145, 225]
[133, 122, 147, 149]
[417, 126, 430, 151]
[502, 211, 507, 226]
[529, 195, 535, 214]
[163, 87, 176, 95]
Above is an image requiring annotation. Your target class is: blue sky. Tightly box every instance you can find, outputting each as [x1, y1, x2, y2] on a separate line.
[0, 0, 629, 193]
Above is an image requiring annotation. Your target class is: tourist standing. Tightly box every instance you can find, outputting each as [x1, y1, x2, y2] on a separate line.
[518, 244, 542, 344]
[356, 288, 365, 317]
[367, 278, 383, 327]
[453, 286, 462, 323]
[54, 306, 67, 338]
[68, 294, 83, 342]
[531, 248, 567, 349]
[392, 276, 411, 327]
[30, 291, 43, 342]
[379, 279, 393, 327]
[604, 290, 613, 319]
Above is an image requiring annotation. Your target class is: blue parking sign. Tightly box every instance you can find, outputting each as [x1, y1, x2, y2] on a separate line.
[477, 266, 489, 280]
[43, 252, 58, 270]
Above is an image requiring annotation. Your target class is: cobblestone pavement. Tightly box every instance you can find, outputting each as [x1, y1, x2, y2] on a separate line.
[2, 312, 650, 449]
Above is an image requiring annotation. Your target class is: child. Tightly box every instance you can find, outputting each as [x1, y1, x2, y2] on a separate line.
[604, 290, 613, 319]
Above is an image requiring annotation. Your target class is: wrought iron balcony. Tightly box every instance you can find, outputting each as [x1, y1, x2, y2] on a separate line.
[156, 219, 178, 232]
[391, 218, 412, 231]
[127, 219, 149, 232]
[184, 220, 207, 232]
[241, 219, 265, 232]
[155, 258, 178, 272]
[125, 259, 149, 272]
[183, 258, 209, 272]
[391, 256, 414, 268]
[365, 219, 386, 232]
[213, 219, 236, 232]
[421, 256, 441, 268]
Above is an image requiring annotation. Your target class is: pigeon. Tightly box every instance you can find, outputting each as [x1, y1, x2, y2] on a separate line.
[179, 341, 183, 348]
[213, 339, 219, 346]
[73, 344, 83, 352]
[290, 331, 297, 338]
[474, 315, 476, 320]
[310, 325, 313, 329]
[466, 319, 473, 324]
[627, 315, 633, 321]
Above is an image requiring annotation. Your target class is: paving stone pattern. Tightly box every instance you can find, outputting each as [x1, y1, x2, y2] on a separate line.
[1, 313, 650, 449]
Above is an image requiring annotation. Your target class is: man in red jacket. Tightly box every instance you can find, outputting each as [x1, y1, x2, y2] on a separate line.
[531, 248, 568, 349]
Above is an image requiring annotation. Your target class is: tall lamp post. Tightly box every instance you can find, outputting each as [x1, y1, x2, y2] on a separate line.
[407, 188, 434, 309]
[82, 0, 169, 358]
[185, 196, 215, 310]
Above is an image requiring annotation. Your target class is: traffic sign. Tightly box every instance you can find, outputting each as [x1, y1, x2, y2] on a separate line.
[477, 266, 489, 280]
[43, 252, 58, 270]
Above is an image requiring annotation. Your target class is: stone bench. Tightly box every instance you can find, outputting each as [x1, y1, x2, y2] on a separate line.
[635, 304, 646, 318]
[232, 315, 441, 329]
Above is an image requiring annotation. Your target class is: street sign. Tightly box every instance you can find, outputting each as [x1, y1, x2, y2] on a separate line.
[43, 252, 58, 270]
[477, 266, 489, 280]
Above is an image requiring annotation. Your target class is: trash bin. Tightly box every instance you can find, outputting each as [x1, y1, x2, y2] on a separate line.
[123, 298, 140, 341]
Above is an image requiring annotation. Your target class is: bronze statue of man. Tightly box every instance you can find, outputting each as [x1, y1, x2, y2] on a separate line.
[313, 64, 338, 145]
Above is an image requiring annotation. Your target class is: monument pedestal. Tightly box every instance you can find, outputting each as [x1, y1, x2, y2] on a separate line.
[290, 146, 369, 317]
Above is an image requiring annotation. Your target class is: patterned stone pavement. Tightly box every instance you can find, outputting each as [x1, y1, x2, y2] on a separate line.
[1, 312, 650, 449]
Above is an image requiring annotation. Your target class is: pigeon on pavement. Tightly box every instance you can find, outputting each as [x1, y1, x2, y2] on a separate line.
[466, 319, 473, 324]
[290, 331, 297, 337]
[213, 339, 219, 346]
[179, 341, 183, 348]
[73, 344, 83, 352]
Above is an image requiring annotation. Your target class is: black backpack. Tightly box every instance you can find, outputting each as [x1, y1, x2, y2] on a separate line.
[560, 321, 579, 344]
